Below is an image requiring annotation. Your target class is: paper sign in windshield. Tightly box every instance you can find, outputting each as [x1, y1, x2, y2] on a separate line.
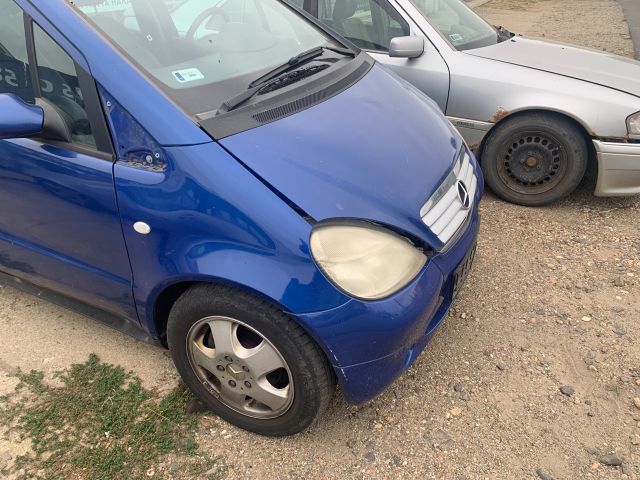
[172, 68, 205, 83]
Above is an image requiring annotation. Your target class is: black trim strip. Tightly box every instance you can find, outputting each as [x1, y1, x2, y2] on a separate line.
[0, 269, 158, 346]
[23, 14, 41, 98]
[76, 64, 115, 156]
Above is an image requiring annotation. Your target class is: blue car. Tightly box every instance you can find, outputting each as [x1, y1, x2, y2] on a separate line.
[0, 0, 482, 436]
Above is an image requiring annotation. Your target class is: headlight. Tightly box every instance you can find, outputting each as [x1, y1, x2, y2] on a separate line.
[628, 112, 640, 136]
[310, 223, 427, 300]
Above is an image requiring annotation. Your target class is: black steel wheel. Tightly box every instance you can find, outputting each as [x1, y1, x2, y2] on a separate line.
[482, 113, 588, 206]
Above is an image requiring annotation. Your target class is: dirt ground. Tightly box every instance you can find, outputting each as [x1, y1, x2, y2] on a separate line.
[1, 0, 639, 479]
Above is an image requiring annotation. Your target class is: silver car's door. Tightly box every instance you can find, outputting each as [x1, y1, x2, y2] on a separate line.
[314, 0, 450, 111]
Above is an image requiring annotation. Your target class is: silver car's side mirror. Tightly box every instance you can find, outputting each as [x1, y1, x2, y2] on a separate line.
[388, 36, 424, 58]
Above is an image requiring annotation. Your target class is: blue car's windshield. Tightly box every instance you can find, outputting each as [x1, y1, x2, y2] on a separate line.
[70, 0, 342, 114]
[410, 0, 499, 50]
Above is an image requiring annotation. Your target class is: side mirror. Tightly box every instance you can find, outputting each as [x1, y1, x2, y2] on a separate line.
[389, 36, 424, 59]
[0, 94, 44, 140]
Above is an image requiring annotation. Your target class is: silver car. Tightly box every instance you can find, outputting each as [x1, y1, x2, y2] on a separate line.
[293, 0, 640, 206]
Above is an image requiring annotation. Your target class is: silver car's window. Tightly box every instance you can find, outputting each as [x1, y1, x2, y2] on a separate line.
[70, 0, 338, 114]
[410, 0, 497, 50]
[318, 0, 409, 51]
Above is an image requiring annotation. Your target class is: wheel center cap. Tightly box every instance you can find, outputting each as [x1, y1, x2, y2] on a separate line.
[226, 363, 245, 380]
[525, 156, 538, 167]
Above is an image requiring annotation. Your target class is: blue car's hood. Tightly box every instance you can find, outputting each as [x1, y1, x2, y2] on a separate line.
[220, 64, 462, 245]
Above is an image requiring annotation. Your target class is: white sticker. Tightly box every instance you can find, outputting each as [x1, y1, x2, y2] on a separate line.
[172, 68, 205, 83]
[449, 33, 463, 42]
[95, 0, 131, 13]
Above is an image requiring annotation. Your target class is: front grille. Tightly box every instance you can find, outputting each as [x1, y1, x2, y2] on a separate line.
[420, 148, 477, 245]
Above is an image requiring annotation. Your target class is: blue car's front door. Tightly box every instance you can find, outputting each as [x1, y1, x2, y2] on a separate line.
[0, 3, 137, 321]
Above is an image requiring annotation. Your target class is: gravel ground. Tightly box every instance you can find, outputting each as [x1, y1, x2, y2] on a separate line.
[1, 1, 639, 479]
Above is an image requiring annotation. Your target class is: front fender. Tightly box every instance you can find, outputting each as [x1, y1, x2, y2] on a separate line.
[114, 142, 350, 339]
[447, 53, 640, 140]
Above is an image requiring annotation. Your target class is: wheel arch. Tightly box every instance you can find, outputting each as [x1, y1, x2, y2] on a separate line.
[151, 276, 291, 346]
[150, 277, 340, 378]
[476, 108, 597, 180]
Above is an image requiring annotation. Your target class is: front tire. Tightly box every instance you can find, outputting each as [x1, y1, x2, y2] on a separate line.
[481, 113, 588, 206]
[167, 284, 335, 436]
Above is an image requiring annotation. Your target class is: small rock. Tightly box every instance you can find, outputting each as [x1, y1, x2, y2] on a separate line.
[560, 385, 575, 397]
[536, 468, 554, 480]
[584, 399, 592, 406]
[584, 351, 596, 365]
[582, 316, 592, 322]
[460, 312, 467, 319]
[635, 379, 640, 386]
[430, 429, 455, 448]
[449, 407, 462, 417]
[631, 435, 640, 446]
[634, 398, 640, 410]
[184, 399, 207, 414]
[364, 451, 375, 462]
[496, 363, 506, 371]
[585, 447, 597, 455]
[613, 325, 626, 336]
[528, 317, 538, 324]
[599, 454, 623, 467]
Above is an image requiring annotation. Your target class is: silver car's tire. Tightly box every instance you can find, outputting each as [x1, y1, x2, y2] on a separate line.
[482, 113, 588, 206]
[167, 284, 335, 436]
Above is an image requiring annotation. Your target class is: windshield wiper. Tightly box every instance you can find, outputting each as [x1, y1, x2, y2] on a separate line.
[249, 45, 355, 89]
[217, 45, 355, 114]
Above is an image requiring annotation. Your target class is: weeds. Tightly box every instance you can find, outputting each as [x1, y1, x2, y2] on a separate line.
[0, 354, 224, 480]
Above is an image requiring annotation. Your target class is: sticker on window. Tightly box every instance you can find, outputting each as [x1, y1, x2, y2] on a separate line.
[80, 0, 131, 13]
[448, 33, 463, 43]
[172, 68, 205, 84]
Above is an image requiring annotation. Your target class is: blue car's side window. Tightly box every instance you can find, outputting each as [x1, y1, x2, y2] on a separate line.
[0, 0, 35, 103]
[33, 24, 96, 148]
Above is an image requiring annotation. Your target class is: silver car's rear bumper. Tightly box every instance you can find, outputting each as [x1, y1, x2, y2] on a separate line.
[593, 140, 640, 196]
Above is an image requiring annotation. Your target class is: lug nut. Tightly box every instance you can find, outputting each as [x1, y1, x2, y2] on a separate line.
[244, 381, 251, 388]
[224, 355, 233, 362]
[229, 380, 236, 387]
[242, 366, 249, 372]
[216, 365, 224, 372]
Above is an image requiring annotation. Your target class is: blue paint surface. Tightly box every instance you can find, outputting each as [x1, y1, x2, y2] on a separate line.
[0, 0, 482, 403]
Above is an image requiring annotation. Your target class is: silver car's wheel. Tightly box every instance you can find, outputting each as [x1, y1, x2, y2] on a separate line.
[482, 113, 588, 206]
[186, 316, 294, 419]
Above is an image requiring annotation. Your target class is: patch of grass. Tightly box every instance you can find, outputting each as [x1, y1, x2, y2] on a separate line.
[0, 354, 224, 480]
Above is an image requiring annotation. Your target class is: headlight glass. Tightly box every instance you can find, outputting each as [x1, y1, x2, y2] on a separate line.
[310, 223, 427, 300]
[628, 112, 640, 136]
